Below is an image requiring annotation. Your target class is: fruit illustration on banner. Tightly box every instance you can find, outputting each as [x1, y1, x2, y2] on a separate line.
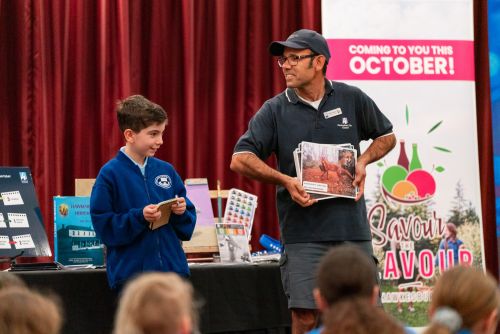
[379, 108, 448, 205]
[381, 141, 437, 204]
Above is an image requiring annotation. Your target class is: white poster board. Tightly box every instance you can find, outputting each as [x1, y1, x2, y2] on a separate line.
[323, 0, 484, 328]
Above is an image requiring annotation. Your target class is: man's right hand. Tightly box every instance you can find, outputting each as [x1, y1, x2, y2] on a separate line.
[231, 153, 317, 208]
[283, 176, 317, 207]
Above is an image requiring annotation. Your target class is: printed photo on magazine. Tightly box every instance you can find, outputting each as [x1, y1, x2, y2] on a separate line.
[299, 141, 358, 199]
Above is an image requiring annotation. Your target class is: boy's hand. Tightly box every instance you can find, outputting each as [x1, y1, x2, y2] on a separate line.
[143, 204, 161, 223]
[171, 197, 187, 215]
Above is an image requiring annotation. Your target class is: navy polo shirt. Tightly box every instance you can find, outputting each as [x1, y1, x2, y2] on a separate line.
[234, 80, 393, 244]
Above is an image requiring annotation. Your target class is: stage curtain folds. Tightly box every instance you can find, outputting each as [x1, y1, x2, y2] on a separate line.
[0, 0, 320, 259]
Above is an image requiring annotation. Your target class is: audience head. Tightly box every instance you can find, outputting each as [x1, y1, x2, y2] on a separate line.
[322, 298, 405, 334]
[0, 287, 63, 334]
[424, 265, 500, 334]
[0, 272, 27, 290]
[114, 272, 196, 334]
[314, 244, 378, 310]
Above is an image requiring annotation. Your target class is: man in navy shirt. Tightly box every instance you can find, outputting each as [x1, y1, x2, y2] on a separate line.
[231, 29, 396, 334]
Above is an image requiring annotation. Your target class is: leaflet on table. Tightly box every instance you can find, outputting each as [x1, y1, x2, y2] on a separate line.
[53, 196, 104, 266]
[294, 141, 357, 199]
[215, 222, 252, 263]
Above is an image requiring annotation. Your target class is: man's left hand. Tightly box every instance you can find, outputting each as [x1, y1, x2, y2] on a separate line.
[353, 161, 367, 201]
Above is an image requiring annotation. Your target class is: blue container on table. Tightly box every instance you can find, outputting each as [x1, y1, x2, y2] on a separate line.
[259, 234, 283, 253]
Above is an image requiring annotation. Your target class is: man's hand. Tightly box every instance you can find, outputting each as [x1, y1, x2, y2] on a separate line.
[143, 204, 161, 223]
[171, 197, 187, 215]
[230, 153, 317, 207]
[353, 133, 396, 201]
[353, 161, 367, 201]
[284, 176, 317, 207]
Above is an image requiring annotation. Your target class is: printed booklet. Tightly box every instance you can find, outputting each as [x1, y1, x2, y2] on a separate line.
[215, 222, 252, 263]
[294, 141, 358, 199]
[149, 198, 179, 230]
[53, 196, 104, 266]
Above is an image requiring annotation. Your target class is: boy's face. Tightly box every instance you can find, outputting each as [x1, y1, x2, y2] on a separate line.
[124, 121, 166, 160]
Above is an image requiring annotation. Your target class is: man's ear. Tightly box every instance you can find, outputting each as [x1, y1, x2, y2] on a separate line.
[313, 288, 328, 311]
[123, 129, 135, 143]
[314, 55, 326, 72]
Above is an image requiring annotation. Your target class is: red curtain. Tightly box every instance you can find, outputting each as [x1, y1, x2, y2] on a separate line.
[0, 0, 321, 261]
[0, 0, 496, 277]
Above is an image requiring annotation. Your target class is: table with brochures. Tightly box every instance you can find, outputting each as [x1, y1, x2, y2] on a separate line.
[15, 262, 291, 334]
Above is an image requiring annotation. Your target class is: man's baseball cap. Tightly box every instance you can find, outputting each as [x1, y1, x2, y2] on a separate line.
[269, 29, 331, 63]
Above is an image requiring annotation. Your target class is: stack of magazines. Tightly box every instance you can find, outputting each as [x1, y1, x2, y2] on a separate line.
[293, 141, 358, 200]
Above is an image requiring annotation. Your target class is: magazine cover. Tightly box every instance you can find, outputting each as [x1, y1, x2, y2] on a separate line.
[215, 223, 252, 263]
[53, 196, 104, 266]
[299, 141, 357, 198]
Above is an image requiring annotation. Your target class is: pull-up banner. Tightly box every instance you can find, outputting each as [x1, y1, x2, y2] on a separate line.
[328, 39, 474, 80]
[323, 0, 484, 329]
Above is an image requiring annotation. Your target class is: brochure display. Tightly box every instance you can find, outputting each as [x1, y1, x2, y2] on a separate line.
[294, 141, 357, 199]
[216, 188, 257, 263]
[53, 196, 104, 266]
[0, 167, 51, 257]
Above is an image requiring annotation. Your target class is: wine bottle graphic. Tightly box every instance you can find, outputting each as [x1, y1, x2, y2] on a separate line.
[409, 143, 422, 171]
[397, 139, 409, 171]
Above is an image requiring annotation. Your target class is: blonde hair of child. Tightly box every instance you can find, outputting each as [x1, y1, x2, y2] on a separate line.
[114, 272, 196, 334]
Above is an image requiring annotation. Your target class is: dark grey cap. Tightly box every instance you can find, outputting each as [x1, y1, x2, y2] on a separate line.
[269, 29, 331, 63]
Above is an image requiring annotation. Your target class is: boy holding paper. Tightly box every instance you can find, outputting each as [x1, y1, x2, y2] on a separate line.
[90, 95, 196, 292]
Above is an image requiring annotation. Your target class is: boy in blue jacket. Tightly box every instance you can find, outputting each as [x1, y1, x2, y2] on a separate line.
[90, 95, 196, 291]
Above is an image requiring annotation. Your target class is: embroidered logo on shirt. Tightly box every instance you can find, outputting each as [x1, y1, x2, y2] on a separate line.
[155, 175, 172, 189]
[323, 108, 342, 119]
[337, 117, 352, 130]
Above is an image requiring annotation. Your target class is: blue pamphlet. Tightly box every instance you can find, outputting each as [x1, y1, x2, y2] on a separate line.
[53, 196, 104, 266]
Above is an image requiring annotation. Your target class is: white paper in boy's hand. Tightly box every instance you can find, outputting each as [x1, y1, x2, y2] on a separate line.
[149, 198, 178, 230]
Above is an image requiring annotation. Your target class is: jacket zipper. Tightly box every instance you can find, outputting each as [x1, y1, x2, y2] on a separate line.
[143, 170, 163, 268]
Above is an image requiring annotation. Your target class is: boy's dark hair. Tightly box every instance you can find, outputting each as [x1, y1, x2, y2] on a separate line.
[316, 244, 377, 305]
[116, 95, 168, 133]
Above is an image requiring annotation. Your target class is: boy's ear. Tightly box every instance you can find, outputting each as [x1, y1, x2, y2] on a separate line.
[313, 288, 328, 311]
[123, 129, 135, 143]
[179, 315, 192, 334]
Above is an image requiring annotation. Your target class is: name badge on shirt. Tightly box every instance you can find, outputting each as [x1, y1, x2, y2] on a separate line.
[323, 108, 342, 119]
